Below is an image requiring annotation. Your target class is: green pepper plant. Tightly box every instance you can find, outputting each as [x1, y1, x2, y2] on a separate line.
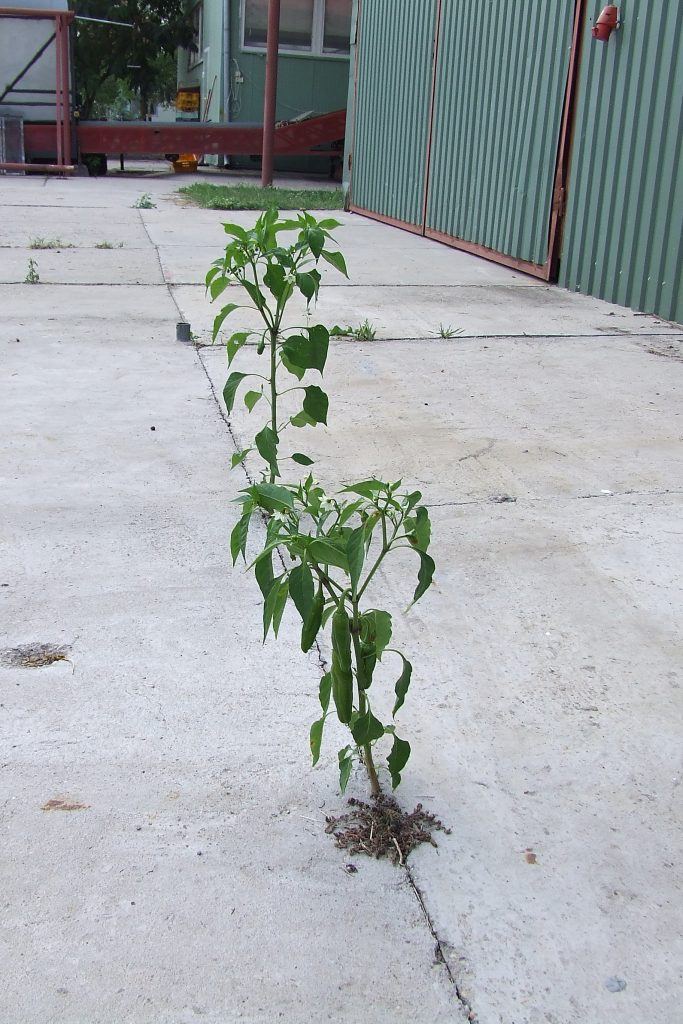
[210, 209, 435, 795]
[206, 208, 348, 482]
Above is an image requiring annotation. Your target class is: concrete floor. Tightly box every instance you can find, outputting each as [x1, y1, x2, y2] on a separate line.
[0, 169, 681, 1024]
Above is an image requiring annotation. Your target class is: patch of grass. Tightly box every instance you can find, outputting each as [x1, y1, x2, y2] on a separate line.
[24, 258, 40, 284]
[95, 241, 124, 249]
[133, 193, 156, 209]
[178, 182, 344, 211]
[433, 322, 464, 339]
[29, 237, 73, 250]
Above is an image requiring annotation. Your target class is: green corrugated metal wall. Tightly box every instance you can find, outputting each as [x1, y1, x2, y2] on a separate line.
[351, 0, 437, 226]
[560, 1, 683, 324]
[426, 1, 575, 267]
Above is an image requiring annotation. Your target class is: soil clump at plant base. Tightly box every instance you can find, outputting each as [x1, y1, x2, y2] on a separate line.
[325, 795, 450, 865]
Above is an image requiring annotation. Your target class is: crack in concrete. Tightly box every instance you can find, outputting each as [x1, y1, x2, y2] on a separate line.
[429, 487, 681, 510]
[407, 866, 477, 1021]
[458, 440, 495, 463]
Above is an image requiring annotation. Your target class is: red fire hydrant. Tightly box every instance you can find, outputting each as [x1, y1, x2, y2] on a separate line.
[592, 5, 620, 41]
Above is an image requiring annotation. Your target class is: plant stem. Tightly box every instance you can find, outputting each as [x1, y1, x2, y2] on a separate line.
[351, 602, 381, 797]
[269, 324, 278, 483]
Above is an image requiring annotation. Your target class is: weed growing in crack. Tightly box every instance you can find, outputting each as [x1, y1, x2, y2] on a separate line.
[95, 241, 124, 249]
[24, 258, 40, 284]
[334, 319, 377, 341]
[133, 193, 156, 209]
[29, 237, 73, 250]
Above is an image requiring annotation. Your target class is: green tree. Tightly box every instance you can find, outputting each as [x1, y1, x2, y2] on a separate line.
[70, 2, 194, 119]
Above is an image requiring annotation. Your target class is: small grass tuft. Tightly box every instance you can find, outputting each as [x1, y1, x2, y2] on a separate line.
[24, 258, 40, 284]
[178, 182, 344, 211]
[95, 240, 124, 249]
[133, 193, 156, 209]
[433, 323, 464, 339]
[29, 237, 73, 250]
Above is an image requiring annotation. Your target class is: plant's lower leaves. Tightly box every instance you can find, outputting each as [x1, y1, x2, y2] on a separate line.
[310, 717, 324, 766]
[391, 652, 413, 717]
[255, 425, 279, 478]
[223, 371, 247, 413]
[351, 710, 385, 746]
[412, 551, 435, 606]
[302, 385, 328, 424]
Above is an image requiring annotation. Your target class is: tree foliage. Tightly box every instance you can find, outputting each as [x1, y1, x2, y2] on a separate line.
[70, 2, 194, 119]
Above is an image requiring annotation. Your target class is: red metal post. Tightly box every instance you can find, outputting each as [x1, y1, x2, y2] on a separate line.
[54, 13, 63, 166]
[261, 0, 280, 187]
[58, 13, 71, 163]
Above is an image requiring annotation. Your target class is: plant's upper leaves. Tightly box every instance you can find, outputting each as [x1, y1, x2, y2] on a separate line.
[254, 425, 279, 477]
[320, 248, 348, 278]
[289, 562, 314, 623]
[223, 371, 247, 413]
[302, 385, 329, 424]
[249, 482, 294, 510]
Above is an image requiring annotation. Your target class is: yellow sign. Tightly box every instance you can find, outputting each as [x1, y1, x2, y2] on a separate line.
[176, 87, 200, 113]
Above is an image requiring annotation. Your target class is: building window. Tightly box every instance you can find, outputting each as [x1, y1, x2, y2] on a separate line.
[242, 0, 351, 57]
[187, 2, 203, 69]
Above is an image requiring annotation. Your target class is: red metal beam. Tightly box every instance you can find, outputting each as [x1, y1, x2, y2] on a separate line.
[261, 0, 281, 186]
[65, 109, 345, 159]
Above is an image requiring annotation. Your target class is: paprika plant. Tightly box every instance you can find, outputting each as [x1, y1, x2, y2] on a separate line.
[211, 209, 436, 795]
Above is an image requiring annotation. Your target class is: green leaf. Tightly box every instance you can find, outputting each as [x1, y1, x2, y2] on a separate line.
[317, 218, 342, 229]
[341, 479, 384, 498]
[338, 747, 353, 793]
[414, 506, 431, 551]
[222, 222, 248, 240]
[230, 447, 252, 468]
[308, 538, 349, 571]
[291, 452, 314, 466]
[255, 550, 275, 603]
[230, 511, 251, 564]
[282, 325, 329, 374]
[264, 262, 287, 299]
[223, 371, 248, 413]
[289, 562, 314, 623]
[319, 671, 332, 713]
[255, 425, 279, 477]
[263, 575, 288, 640]
[310, 717, 325, 766]
[290, 410, 316, 428]
[244, 390, 262, 411]
[250, 482, 294, 511]
[387, 735, 411, 789]
[226, 330, 250, 365]
[209, 276, 230, 301]
[307, 226, 325, 259]
[280, 350, 306, 380]
[412, 551, 435, 606]
[296, 271, 316, 301]
[303, 385, 329, 425]
[391, 652, 413, 716]
[347, 526, 365, 592]
[320, 248, 348, 278]
[213, 304, 239, 341]
[351, 710, 385, 746]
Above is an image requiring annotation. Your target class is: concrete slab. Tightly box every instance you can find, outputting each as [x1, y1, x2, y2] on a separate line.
[176, 280, 682, 341]
[200, 335, 682, 501]
[0, 247, 163, 285]
[0, 204, 152, 246]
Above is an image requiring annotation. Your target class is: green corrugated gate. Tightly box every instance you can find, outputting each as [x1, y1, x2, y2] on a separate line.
[350, 0, 578, 276]
[351, 0, 437, 228]
[349, 0, 683, 322]
[560, 1, 683, 324]
[425, 1, 575, 270]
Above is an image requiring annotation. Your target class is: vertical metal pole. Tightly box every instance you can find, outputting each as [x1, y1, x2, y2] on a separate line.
[59, 14, 71, 164]
[261, 0, 280, 187]
[54, 15, 63, 166]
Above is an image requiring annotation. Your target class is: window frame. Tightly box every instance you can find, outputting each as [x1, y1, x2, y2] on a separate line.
[187, 2, 204, 70]
[240, 0, 351, 60]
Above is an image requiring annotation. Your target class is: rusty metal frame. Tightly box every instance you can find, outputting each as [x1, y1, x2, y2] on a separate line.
[349, 0, 587, 284]
[0, 6, 75, 174]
